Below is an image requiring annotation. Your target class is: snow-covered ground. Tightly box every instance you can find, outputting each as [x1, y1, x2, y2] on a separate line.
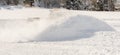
[0, 7, 120, 55]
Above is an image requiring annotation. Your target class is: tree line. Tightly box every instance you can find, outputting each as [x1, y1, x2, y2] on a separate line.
[0, 0, 117, 11]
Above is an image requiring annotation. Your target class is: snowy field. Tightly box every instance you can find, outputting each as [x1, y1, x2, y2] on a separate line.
[0, 7, 120, 55]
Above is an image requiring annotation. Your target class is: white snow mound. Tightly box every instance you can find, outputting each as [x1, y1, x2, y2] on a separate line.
[0, 8, 117, 42]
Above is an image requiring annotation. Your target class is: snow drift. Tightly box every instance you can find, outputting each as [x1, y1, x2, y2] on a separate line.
[34, 15, 114, 41]
[0, 8, 115, 42]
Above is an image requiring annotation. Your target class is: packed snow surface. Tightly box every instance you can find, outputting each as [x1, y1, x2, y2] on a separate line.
[0, 7, 120, 55]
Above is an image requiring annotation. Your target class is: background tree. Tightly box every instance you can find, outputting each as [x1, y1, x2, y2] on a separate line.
[0, 0, 117, 11]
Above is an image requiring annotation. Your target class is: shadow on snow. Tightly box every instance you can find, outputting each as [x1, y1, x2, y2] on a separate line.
[34, 15, 115, 42]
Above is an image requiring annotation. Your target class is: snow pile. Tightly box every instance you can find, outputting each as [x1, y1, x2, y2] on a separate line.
[0, 8, 117, 42]
[34, 15, 114, 41]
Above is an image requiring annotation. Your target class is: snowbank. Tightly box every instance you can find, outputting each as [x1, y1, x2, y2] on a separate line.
[0, 8, 118, 42]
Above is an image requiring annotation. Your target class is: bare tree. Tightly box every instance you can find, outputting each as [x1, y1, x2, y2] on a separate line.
[108, 0, 115, 11]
